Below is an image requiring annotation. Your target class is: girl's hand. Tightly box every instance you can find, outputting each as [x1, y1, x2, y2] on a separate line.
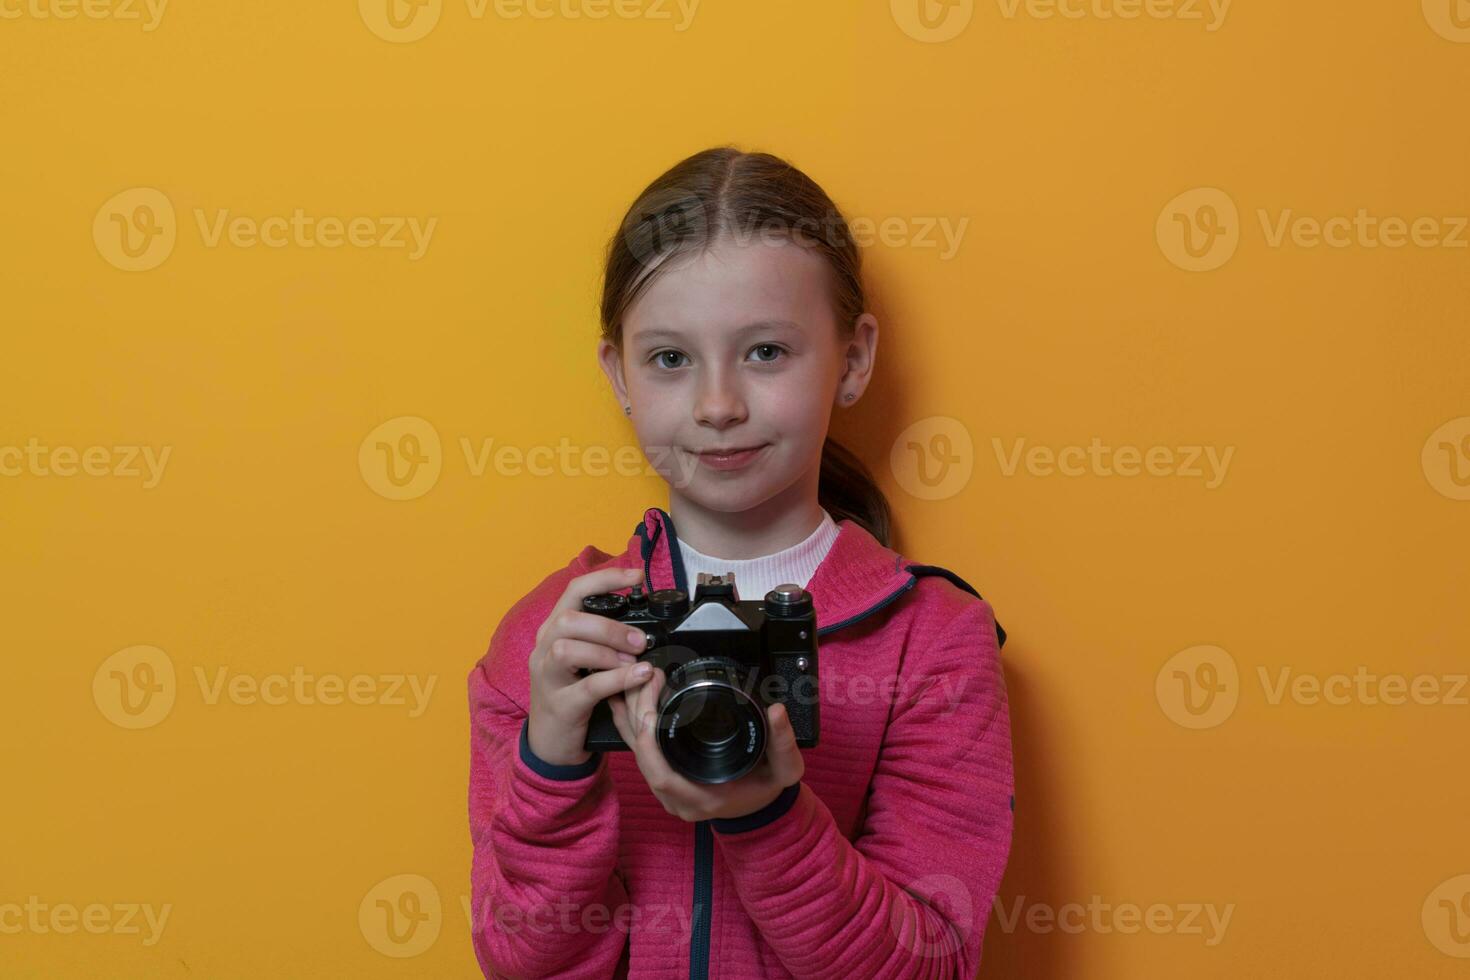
[526, 566, 655, 767]
[607, 664, 806, 822]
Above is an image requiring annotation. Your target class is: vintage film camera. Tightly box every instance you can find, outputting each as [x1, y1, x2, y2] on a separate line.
[580, 572, 819, 784]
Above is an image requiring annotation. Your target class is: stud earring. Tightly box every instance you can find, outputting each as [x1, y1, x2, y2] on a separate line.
[844, 392, 856, 402]
[624, 405, 632, 415]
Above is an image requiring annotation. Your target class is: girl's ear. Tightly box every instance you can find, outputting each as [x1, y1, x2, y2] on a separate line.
[597, 339, 631, 410]
[836, 313, 879, 407]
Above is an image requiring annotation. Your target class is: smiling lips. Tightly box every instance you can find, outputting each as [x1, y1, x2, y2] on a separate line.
[693, 445, 768, 471]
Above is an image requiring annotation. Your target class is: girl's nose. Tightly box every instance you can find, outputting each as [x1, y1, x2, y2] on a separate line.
[693, 374, 748, 429]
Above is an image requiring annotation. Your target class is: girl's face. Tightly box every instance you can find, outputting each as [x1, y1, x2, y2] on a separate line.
[599, 235, 875, 516]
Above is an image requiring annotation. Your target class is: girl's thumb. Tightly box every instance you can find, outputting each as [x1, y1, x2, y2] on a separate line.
[767, 703, 803, 781]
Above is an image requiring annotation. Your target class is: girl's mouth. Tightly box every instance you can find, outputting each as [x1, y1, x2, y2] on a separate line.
[692, 444, 768, 471]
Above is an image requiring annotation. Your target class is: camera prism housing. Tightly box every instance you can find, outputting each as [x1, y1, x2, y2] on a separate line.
[579, 572, 819, 784]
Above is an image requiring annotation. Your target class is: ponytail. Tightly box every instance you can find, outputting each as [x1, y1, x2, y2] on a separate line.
[818, 437, 892, 548]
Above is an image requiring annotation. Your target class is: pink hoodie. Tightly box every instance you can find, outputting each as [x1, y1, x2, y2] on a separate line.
[467, 506, 1013, 979]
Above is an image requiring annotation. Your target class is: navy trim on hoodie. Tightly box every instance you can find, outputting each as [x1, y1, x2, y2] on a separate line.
[709, 782, 803, 835]
[518, 718, 602, 781]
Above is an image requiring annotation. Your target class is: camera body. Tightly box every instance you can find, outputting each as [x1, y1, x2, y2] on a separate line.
[580, 572, 819, 784]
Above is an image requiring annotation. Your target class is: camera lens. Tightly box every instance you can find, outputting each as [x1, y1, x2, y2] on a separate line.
[656, 656, 766, 784]
[687, 695, 739, 749]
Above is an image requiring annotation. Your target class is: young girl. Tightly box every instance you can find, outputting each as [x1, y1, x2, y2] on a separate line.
[467, 147, 1012, 979]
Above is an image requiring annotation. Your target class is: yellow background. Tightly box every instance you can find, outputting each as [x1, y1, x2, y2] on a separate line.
[3, 0, 1468, 976]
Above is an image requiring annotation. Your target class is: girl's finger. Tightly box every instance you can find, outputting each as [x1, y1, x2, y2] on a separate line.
[545, 610, 650, 657]
[762, 702, 805, 786]
[608, 692, 635, 747]
[568, 659, 654, 712]
[628, 669, 687, 789]
[628, 663, 662, 742]
[552, 566, 645, 621]
[543, 637, 636, 678]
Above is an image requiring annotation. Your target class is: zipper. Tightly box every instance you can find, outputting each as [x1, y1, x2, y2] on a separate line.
[644, 508, 923, 980]
[689, 823, 713, 980]
[642, 511, 715, 980]
[638, 521, 659, 593]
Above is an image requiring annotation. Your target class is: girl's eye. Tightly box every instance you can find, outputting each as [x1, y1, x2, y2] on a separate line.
[649, 346, 786, 369]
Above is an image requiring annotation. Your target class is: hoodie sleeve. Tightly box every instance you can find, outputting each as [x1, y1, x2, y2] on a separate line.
[709, 597, 1013, 979]
[467, 615, 629, 979]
